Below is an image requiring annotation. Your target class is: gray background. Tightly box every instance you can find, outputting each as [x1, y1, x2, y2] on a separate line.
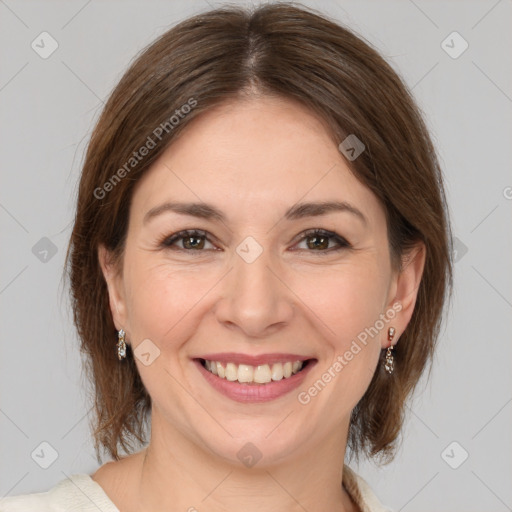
[1, 1, 511, 510]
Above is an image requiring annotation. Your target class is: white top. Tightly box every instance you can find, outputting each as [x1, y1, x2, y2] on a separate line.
[0, 466, 393, 512]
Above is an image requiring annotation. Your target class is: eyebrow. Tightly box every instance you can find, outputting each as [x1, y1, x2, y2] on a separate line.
[143, 200, 367, 225]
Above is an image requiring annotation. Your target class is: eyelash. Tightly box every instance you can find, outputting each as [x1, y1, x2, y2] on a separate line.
[160, 228, 351, 255]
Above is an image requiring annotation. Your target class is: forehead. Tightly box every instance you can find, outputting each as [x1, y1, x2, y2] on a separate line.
[131, 96, 385, 228]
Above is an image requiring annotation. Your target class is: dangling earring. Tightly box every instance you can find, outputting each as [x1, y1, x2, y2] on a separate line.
[117, 329, 127, 360]
[385, 327, 395, 374]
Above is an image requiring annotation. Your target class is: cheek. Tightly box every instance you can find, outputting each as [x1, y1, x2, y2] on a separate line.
[125, 264, 200, 341]
[293, 259, 390, 341]
[292, 260, 388, 405]
[122, 263, 211, 400]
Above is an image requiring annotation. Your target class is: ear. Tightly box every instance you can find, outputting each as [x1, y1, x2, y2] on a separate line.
[98, 244, 128, 333]
[383, 241, 426, 348]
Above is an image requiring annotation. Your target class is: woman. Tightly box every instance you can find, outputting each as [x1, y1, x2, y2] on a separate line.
[1, 3, 452, 511]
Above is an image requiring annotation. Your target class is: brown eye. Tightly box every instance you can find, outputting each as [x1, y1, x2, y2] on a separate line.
[294, 229, 350, 253]
[306, 233, 329, 250]
[162, 230, 215, 251]
[182, 234, 205, 249]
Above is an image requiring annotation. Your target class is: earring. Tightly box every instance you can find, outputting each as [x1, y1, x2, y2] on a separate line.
[385, 327, 395, 374]
[117, 329, 127, 360]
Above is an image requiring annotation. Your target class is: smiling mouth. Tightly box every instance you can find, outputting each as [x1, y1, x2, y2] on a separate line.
[198, 358, 313, 385]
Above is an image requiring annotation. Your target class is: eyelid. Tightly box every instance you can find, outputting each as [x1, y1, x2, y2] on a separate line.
[161, 229, 217, 250]
[160, 228, 351, 253]
[292, 228, 350, 252]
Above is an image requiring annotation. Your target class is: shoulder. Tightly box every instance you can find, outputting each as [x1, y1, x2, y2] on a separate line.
[343, 465, 394, 512]
[0, 474, 119, 512]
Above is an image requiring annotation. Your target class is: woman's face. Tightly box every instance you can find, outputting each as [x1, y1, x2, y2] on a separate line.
[101, 96, 418, 466]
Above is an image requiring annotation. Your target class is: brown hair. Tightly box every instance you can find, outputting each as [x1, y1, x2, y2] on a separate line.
[66, 2, 452, 464]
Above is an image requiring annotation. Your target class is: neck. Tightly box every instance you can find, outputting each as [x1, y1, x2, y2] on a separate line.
[134, 411, 358, 512]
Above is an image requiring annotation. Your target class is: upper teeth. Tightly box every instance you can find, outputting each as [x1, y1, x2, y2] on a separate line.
[204, 360, 304, 384]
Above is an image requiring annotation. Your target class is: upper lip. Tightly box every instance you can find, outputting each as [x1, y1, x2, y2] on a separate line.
[196, 353, 314, 366]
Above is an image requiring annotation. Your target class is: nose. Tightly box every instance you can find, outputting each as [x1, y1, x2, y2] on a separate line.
[214, 243, 294, 338]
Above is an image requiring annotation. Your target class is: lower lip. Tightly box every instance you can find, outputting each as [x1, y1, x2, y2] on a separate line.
[194, 359, 316, 403]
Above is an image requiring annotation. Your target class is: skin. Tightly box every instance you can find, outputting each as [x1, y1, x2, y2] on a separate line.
[95, 96, 425, 512]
